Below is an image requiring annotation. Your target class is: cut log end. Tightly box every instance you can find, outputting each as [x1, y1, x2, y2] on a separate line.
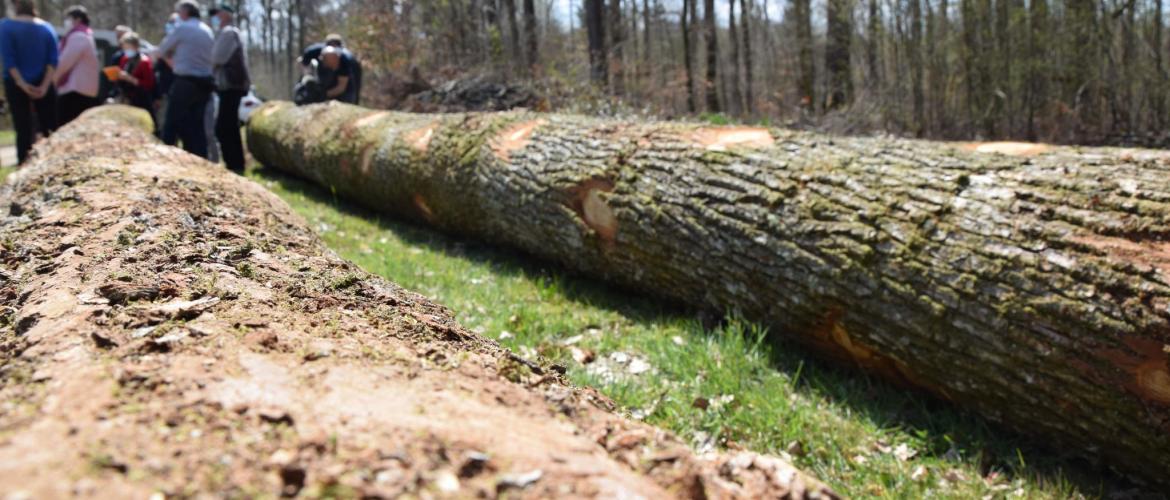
[691, 127, 775, 151]
[964, 141, 1051, 156]
[1136, 362, 1170, 405]
[583, 189, 618, 241]
[405, 125, 436, 153]
[569, 179, 618, 242]
[353, 111, 389, 129]
[491, 119, 546, 160]
[412, 193, 436, 223]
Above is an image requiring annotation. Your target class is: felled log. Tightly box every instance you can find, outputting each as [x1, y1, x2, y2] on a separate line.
[0, 105, 833, 499]
[248, 101, 1170, 485]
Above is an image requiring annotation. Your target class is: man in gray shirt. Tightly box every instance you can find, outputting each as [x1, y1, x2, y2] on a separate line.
[209, 3, 249, 173]
[153, 0, 214, 159]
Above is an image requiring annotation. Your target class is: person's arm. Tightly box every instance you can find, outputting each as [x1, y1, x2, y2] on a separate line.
[326, 76, 349, 98]
[153, 29, 179, 61]
[210, 30, 237, 66]
[55, 34, 84, 85]
[7, 68, 35, 97]
[35, 65, 54, 98]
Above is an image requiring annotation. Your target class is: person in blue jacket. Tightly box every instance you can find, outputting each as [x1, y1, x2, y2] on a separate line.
[0, 0, 59, 164]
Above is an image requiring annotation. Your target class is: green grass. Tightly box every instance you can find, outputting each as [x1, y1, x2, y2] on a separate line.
[0, 129, 14, 148]
[249, 165, 1131, 499]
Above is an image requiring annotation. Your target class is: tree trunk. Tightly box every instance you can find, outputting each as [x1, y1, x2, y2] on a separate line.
[795, 0, 815, 112]
[523, 0, 538, 74]
[867, 0, 880, 91]
[702, 0, 720, 112]
[909, 0, 924, 134]
[249, 101, 1170, 487]
[681, 0, 697, 113]
[740, 0, 753, 114]
[0, 105, 833, 499]
[502, 0, 523, 69]
[825, 0, 853, 111]
[609, 0, 625, 95]
[585, 0, 607, 85]
[728, 0, 743, 116]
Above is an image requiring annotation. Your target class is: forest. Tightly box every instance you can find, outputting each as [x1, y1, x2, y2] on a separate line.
[29, 0, 1170, 144]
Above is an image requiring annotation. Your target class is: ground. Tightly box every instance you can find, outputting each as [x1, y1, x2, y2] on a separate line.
[249, 165, 1142, 499]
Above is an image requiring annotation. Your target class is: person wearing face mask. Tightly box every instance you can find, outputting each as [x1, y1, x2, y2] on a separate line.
[209, 3, 249, 174]
[55, 5, 99, 126]
[0, 0, 58, 164]
[152, 0, 214, 158]
[114, 32, 155, 119]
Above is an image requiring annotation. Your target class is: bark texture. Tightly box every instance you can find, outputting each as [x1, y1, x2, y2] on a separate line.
[0, 106, 834, 498]
[249, 101, 1170, 486]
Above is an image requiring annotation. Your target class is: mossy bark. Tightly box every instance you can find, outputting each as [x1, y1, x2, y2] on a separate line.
[249, 101, 1170, 484]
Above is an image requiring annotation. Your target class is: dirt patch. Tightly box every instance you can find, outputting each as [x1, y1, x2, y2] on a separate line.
[0, 106, 833, 498]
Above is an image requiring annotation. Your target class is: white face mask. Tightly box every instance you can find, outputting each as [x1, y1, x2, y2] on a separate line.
[64, 19, 74, 30]
[210, 17, 221, 31]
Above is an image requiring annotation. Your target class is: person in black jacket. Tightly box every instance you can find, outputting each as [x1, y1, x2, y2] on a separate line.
[298, 34, 361, 104]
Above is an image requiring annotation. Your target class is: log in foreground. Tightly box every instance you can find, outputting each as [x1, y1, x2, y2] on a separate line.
[249, 101, 1170, 485]
[0, 106, 835, 498]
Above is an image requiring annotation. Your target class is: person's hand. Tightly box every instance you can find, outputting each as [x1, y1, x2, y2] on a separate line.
[18, 81, 38, 98]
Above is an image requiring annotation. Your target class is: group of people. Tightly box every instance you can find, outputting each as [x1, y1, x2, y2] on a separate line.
[0, 0, 361, 174]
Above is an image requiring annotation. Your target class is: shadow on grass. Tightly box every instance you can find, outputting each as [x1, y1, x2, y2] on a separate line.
[250, 164, 1146, 497]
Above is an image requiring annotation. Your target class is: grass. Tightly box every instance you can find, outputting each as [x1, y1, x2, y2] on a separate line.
[248, 164, 1131, 499]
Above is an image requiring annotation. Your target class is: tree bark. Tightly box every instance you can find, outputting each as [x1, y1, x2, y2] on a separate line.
[0, 105, 833, 498]
[249, 101, 1170, 486]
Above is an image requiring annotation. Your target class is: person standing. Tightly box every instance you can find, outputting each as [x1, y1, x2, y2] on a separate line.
[114, 33, 155, 117]
[0, 0, 57, 164]
[153, 0, 214, 158]
[153, 14, 178, 138]
[209, 4, 249, 173]
[55, 6, 100, 126]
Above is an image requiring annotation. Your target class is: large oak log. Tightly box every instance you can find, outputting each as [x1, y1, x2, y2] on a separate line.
[248, 101, 1170, 485]
[0, 106, 833, 498]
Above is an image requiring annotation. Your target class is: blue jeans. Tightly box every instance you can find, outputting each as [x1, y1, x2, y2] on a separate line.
[163, 76, 213, 158]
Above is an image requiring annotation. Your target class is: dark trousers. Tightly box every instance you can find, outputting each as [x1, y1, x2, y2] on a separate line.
[57, 92, 98, 127]
[163, 76, 213, 158]
[215, 89, 245, 173]
[4, 78, 56, 164]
